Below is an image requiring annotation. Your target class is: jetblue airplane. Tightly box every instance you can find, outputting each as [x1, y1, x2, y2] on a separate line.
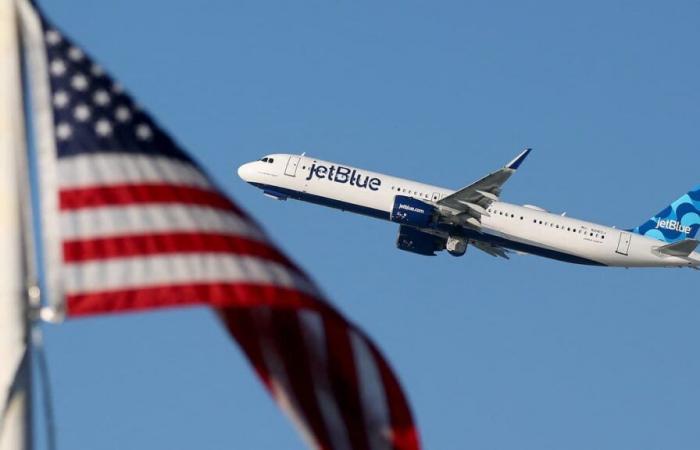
[238, 150, 700, 268]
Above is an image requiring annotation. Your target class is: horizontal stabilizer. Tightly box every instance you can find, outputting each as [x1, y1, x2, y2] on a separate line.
[655, 239, 700, 257]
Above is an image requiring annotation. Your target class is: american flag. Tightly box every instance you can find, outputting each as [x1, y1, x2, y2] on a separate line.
[19, 2, 421, 449]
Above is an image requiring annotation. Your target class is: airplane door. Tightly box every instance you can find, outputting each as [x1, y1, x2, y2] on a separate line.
[616, 232, 631, 255]
[285, 156, 300, 176]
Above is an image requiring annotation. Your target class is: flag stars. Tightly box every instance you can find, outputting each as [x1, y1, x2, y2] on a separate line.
[73, 103, 91, 122]
[49, 59, 66, 77]
[95, 119, 113, 137]
[93, 89, 111, 106]
[56, 122, 72, 140]
[91, 64, 104, 77]
[68, 47, 84, 62]
[115, 106, 132, 122]
[45, 30, 62, 46]
[53, 90, 69, 109]
[136, 123, 153, 140]
[71, 73, 88, 91]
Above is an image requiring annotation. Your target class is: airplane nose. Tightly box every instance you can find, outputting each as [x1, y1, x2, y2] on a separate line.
[237, 162, 254, 181]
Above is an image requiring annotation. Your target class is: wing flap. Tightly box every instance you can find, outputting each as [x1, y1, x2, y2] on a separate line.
[471, 240, 511, 259]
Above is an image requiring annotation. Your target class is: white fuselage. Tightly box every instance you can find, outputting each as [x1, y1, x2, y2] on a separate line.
[238, 154, 700, 268]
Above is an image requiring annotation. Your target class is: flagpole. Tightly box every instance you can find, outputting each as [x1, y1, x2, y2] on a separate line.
[0, 0, 32, 448]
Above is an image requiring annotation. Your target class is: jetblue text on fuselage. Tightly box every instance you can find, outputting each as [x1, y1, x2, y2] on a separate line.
[306, 163, 381, 191]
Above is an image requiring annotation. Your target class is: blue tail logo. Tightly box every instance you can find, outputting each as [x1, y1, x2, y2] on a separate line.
[631, 185, 700, 243]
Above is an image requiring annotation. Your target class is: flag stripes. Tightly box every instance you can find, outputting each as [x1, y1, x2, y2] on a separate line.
[60, 204, 263, 240]
[63, 254, 316, 295]
[59, 183, 243, 212]
[62, 233, 287, 263]
[68, 284, 325, 317]
[221, 307, 418, 450]
[58, 153, 211, 188]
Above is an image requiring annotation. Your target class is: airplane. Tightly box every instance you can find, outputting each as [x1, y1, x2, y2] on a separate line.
[237, 150, 700, 268]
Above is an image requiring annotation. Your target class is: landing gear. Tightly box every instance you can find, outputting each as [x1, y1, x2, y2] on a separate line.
[446, 236, 468, 257]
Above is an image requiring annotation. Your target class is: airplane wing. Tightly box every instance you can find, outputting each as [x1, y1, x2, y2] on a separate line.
[437, 148, 531, 227]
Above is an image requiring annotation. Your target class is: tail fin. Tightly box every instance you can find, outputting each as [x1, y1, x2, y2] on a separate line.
[631, 185, 700, 243]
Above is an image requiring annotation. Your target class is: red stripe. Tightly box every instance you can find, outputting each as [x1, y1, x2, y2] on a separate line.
[66, 283, 327, 317]
[59, 183, 245, 215]
[366, 339, 421, 450]
[218, 308, 274, 390]
[269, 310, 333, 448]
[323, 314, 371, 450]
[63, 233, 297, 269]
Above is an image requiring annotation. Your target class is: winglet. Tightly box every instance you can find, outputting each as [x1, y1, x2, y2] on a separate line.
[505, 148, 532, 170]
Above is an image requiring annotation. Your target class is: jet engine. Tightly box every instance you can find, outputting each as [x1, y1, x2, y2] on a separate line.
[390, 195, 436, 228]
[396, 226, 445, 256]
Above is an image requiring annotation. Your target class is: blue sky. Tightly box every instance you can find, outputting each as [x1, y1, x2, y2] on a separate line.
[33, 1, 700, 449]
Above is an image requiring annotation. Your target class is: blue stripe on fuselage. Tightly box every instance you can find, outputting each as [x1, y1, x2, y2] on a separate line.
[249, 182, 605, 266]
[251, 182, 390, 220]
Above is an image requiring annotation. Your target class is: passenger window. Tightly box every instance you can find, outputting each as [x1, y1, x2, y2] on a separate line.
[520, 216, 523, 220]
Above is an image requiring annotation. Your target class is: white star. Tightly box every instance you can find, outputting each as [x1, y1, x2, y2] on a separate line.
[93, 89, 111, 106]
[71, 73, 88, 91]
[115, 106, 131, 122]
[45, 30, 62, 46]
[56, 122, 72, 140]
[135, 123, 153, 140]
[68, 47, 84, 62]
[91, 64, 104, 77]
[49, 59, 66, 77]
[53, 90, 69, 109]
[73, 103, 91, 122]
[95, 119, 113, 137]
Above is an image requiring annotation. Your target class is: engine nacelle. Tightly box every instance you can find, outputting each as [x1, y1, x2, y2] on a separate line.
[446, 236, 468, 257]
[390, 196, 436, 227]
[396, 226, 445, 256]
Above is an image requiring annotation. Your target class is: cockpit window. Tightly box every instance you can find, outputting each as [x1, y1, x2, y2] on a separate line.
[261, 157, 268, 162]
[268, 158, 274, 163]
